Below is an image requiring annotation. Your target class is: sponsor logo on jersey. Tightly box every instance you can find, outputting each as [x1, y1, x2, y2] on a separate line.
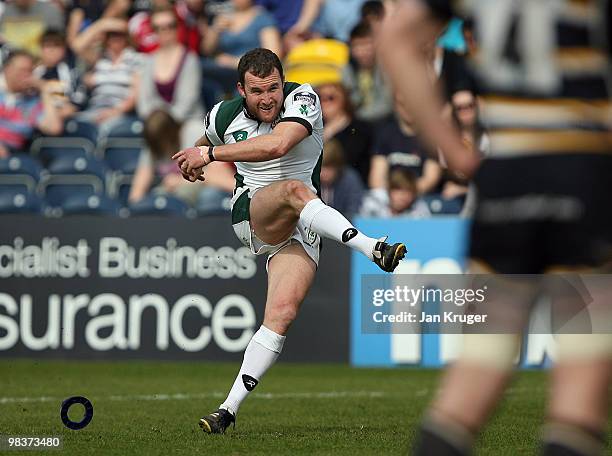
[342, 228, 358, 243]
[293, 92, 316, 108]
[305, 228, 318, 245]
[242, 374, 259, 391]
[232, 130, 248, 142]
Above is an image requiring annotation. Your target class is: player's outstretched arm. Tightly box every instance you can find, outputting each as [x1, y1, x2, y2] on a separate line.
[173, 121, 310, 174]
[378, 0, 479, 178]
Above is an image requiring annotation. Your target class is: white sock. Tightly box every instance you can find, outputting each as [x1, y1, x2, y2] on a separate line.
[299, 198, 377, 260]
[220, 325, 285, 415]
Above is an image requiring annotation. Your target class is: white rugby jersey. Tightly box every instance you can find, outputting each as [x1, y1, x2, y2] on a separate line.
[204, 82, 324, 194]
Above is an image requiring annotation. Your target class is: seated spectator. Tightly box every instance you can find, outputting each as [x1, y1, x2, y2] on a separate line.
[342, 20, 392, 123]
[129, 109, 234, 211]
[320, 139, 364, 218]
[137, 5, 204, 148]
[0, 50, 65, 157]
[201, 0, 281, 97]
[360, 0, 385, 35]
[0, 0, 64, 55]
[76, 20, 142, 129]
[129, 0, 208, 55]
[69, 0, 131, 65]
[361, 168, 431, 218]
[316, 81, 373, 185]
[369, 99, 442, 195]
[313, 0, 366, 42]
[256, 0, 323, 53]
[441, 89, 489, 201]
[33, 29, 87, 113]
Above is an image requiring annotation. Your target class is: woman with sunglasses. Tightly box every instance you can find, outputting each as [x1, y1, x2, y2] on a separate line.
[132, 5, 233, 207]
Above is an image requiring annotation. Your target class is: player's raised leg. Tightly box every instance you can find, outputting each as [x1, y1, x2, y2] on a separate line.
[249, 179, 406, 272]
[199, 243, 316, 434]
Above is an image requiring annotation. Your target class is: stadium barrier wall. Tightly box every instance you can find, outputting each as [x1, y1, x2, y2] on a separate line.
[350, 217, 553, 369]
[0, 216, 350, 362]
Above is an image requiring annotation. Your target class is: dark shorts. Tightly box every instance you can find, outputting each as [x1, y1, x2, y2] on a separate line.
[470, 153, 612, 273]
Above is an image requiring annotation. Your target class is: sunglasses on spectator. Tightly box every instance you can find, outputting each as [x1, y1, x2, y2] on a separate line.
[453, 101, 476, 112]
[319, 94, 338, 102]
[153, 22, 177, 32]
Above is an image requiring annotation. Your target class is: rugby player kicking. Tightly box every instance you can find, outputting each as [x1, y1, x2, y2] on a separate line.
[173, 48, 406, 434]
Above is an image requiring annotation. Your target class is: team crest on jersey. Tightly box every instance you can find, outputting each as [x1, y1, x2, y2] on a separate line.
[305, 228, 318, 246]
[232, 130, 248, 142]
[294, 92, 316, 107]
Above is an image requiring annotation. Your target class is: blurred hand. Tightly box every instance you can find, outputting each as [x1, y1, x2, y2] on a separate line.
[0, 143, 9, 158]
[213, 14, 232, 32]
[215, 53, 238, 68]
[97, 17, 129, 34]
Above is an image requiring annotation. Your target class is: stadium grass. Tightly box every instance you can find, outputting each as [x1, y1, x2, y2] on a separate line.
[0, 360, 609, 455]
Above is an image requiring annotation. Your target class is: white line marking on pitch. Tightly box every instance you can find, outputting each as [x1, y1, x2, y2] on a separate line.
[0, 391, 386, 404]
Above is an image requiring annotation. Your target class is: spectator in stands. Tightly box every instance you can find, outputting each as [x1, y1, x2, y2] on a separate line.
[33, 29, 87, 113]
[129, 109, 235, 212]
[313, 0, 366, 42]
[360, 0, 385, 36]
[317, 81, 373, 185]
[129, 0, 208, 55]
[202, 0, 282, 97]
[440, 89, 489, 202]
[361, 167, 431, 217]
[255, 0, 323, 53]
[320, 139, 364, 218]
[0, 50, 65, 157]
[137, 5, 204, 151]
[76, 20, 141, 129]
[369, 98, 442, 195]
[0, 0, 64, 55]
[342, 20, 392, 123]
[69, 0, 131, 65]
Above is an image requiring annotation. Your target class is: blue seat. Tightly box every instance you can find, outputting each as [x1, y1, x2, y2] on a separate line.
[61, 193, 121, 216]
[63, 119, 99, 144]
[0, 191, 42, 214]
[129, 194, 188, 216]
[31, 136, 94, 165]
[0, 154, 43, 179]
[0, 154, 44, 194]
[102, 145, 142, 173]
[105, 117, 144, 138]
[424, 194, 465, 215]
[41, 156, 108, 207]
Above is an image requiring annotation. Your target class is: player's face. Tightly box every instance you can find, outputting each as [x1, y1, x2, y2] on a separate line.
[239, 69, 284, 124]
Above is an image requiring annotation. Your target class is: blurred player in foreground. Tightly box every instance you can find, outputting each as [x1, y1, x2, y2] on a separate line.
[173, 48, 406, 433]
[378, 0, 612, 455]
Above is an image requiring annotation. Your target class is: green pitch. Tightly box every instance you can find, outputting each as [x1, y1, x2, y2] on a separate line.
[0, 360, 608, 455]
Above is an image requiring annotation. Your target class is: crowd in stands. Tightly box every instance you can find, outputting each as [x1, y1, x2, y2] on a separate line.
[0, 0, 486, 217]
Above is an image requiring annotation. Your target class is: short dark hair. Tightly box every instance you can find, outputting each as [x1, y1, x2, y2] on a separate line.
[350, 20, 372, 41]
[361, 0, 384, 19]
[40, 29, 66, 46]
[238, 48, 284, 86]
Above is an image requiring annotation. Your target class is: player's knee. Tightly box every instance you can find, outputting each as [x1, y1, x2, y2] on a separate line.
[283, 180, 315, 206]
[268, 299, 299, 328]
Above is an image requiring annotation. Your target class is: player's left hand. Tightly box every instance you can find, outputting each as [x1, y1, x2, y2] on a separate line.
[172, 147, 208, 181]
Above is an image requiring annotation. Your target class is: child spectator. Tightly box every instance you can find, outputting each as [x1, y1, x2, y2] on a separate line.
[320, 139, 365, 218]
[361, 168, 431, 217]
[33, 29, 87, 113]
